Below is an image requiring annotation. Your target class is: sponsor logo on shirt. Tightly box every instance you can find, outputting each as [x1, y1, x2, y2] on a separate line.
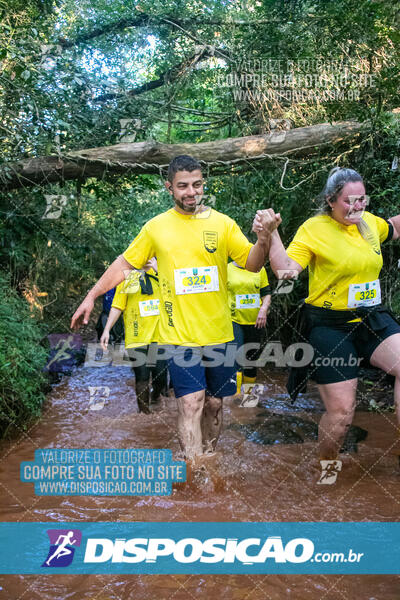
[164, 301, 174, 327]
[328, 286, 336, 298]
[203, 231, 218, 253]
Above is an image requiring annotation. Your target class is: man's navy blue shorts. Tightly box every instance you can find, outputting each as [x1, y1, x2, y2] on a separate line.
[167, 343, 236, 398]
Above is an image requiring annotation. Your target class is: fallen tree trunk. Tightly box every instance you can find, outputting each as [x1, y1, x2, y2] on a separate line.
[0, 120, 364, 191]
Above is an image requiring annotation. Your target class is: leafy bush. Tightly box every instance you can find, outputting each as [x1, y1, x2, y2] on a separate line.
[0, 271, 48, 437]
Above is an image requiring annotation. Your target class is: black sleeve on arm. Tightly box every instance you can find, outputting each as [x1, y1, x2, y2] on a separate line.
[385, 220, 394, 242]
[260, 285, 271, 296]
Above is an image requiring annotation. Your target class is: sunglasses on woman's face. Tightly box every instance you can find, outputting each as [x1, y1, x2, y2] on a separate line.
[347, 195, 370, 206]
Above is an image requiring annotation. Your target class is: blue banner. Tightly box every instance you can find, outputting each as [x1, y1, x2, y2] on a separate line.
[0, 522, 399, 574]
[20, 449, 186, 496]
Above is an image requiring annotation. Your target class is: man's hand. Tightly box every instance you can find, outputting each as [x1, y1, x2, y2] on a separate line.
[70, 296, 94, 330]
[252, 209, 282, 239]
[70, 255, 133, 329]
[245, 210, 280, 271]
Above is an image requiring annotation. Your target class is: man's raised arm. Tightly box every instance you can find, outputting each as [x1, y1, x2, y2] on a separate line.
[70, 255, 134, 329]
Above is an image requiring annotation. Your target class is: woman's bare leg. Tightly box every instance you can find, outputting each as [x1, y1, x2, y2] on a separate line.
[317, 378, 358, 459]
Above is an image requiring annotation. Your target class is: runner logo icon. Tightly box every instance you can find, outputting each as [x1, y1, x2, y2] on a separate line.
[317, 460, 342, 485]
[42, 529, 82, 567]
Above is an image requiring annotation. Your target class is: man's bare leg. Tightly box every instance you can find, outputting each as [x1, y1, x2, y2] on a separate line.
[175, 390, 205, 459]
[201, 395, 223, 453]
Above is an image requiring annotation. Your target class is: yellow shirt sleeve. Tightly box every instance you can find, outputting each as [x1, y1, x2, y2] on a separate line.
[123, 224, 155, 269]
[111, 282, 127, 311]
[226, 219, 253, 268]
[287, 223, 314, 269]
[373, 214, 390, 243]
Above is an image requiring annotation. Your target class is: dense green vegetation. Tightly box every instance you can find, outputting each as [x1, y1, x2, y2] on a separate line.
[0, 271, 48, 436]
[1, 0, 399, 434]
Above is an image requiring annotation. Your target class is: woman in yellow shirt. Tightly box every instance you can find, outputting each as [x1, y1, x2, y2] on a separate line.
[100, 258, 168, 413]
[254, 167, 400, 469]
[227, 261, 271, 394]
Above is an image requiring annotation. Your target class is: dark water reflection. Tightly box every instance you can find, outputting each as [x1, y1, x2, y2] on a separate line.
[0, 365, 399, 599]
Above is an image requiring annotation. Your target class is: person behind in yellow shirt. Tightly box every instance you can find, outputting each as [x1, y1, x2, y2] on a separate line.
[253, 167, 400, 473]
[227, 261, 271, 395]
[71, 155, 279, 460]
[100, 258, 167, 414]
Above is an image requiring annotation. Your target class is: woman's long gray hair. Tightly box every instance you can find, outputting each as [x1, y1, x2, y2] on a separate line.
[317, 167, 373, 244]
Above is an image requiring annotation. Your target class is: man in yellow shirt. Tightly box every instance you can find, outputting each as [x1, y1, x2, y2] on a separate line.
[227, 262, 271, 394]
[71, 155, 278, 460]
[100, 258, 167, 414]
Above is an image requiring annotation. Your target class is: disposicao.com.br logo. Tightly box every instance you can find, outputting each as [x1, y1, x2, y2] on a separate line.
[42, 529, 82, 567]
[1, 522, 391, 575]
[82, 536, 364, 565]
[83, 536, 315, 564]
[38, 529, 365, 572]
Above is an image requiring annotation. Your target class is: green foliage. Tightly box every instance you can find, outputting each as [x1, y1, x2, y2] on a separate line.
[368, 398, 394, 413]
[0, 0, 399, 430]
[0, 176, 172, 331]
[0, 271, 48, 437]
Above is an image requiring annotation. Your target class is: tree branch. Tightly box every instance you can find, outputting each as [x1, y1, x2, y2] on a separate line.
[58, 13, 278, 48]
[59, 14, 153, 48]
[0, 120, 364, 191]
[94, 46, 223, 102]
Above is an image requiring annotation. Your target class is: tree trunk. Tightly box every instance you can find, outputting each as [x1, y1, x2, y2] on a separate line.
[0, 120, 363, 190]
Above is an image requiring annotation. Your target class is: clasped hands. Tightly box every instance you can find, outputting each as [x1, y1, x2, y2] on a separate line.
[252, 208, 282, 241]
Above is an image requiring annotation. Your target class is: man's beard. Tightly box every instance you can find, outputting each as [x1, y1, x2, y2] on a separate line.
[174, 196, 197, 213]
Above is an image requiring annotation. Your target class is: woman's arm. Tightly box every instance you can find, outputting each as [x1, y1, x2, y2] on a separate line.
[255, 294, 271, 329]
[252, 209, 303, 278]
[246, 209, 282, 272]
[269, 230, 304, 278]
[388, 215, 400, 240]
[100, 307, 122, 350]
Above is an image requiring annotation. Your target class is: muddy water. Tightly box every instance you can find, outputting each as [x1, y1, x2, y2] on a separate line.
[0, 365, 399, 599]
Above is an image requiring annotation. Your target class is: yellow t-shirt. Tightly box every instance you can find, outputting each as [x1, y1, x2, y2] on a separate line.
[287, 211, 390, 310]
[123, 207, 253, 346]
[227, 262, 270, 325]
[111, 268, 160, 348]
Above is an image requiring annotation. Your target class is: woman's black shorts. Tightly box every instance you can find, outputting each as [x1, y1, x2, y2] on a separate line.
[308, 312, 400, 384]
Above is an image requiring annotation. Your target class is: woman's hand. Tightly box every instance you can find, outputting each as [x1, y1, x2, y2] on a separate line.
[252, 209, 282, 237]
[100, 329, 110, 351]
[255, 308, 268, 329]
